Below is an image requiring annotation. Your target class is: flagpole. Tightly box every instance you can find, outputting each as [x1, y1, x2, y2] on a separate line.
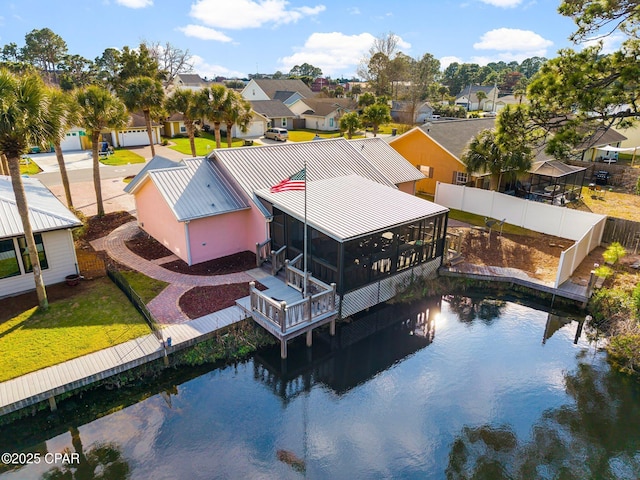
[303, 156, 308, 298]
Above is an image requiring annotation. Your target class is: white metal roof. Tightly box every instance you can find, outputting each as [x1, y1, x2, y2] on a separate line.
[0, 176, 82, 239]
[210, 138, 397, 213]
[147, 158, 250, 222]
[349, 137, 425, 185]
[256, 175, 448, 241]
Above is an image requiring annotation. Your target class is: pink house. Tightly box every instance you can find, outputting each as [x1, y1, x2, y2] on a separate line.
[125, 138, 425, 266]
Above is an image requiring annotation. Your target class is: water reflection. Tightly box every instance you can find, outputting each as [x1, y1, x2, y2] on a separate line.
[445, 295, 507, 325]
[253, 297, 441, 402]
[446, 360, 640, 479]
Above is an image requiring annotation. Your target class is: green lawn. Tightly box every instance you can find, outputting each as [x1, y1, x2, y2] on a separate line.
[168, 132, 249, 156]
[19, 157, 42, 175]
[0, 278, 152, 382]
[120, 270, 169, 304]
[100, 148, 146, 166]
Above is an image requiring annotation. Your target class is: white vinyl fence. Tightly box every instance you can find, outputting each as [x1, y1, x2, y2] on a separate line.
[435, 183, 607, 287]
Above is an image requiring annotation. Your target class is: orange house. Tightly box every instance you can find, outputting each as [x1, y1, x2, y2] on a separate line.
[389, 118, 496, 196]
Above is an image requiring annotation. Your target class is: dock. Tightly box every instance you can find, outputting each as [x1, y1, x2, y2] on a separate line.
[440, 262, 590, 304]
[0, 305, 246, 417]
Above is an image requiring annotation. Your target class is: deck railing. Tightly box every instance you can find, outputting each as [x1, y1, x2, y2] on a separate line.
[249, 280, 337, 334]
[271, 245, 287, 275]
[255, 239, 271, 267]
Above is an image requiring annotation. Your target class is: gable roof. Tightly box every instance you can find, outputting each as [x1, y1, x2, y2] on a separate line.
[124, 155, 181, 194]
[298, 98, 357, 117]
[456, 85, 495, 99]
[579, 126, 627, 149]
[209, 138, 397, 215]
[255, 175, 447, 242]
[414, 117, 496, 159]
[0, 176, 81, 239]
[175, 74, 206, 85]
[125, 156, 250, 222]
[349, 137, 425, 184]
[253, 79, 315, 99]
[250, 100, 295, 118]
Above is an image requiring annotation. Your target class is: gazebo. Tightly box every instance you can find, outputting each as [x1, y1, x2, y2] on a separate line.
[518, 160, 587, 205]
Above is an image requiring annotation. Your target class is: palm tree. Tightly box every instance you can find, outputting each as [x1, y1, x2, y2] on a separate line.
[164, 88, 205, 157]
[0, 69, 56, 309]
[76, 86, 128, 216]
[222, 90, 252, 148]
[120, 76, 164, 157]
[339, 111, 362, 139]
[201, 84, 230, 149]
[361, 103, 392, 137]
[47, 88, 79, 208]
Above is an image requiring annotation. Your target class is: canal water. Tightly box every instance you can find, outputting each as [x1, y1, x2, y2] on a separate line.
[1, 296, 640, 480]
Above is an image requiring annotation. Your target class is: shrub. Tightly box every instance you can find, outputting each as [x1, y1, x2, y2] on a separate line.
[633, 283, 640, 319]
[603, 242, 626, 265]
[606, 334, 640, 375]
[636, 176, 640, 195]
[588, 288, 633, 332]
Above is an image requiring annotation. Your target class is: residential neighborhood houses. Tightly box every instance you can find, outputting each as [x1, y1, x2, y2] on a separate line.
[1, 15, 640, 470]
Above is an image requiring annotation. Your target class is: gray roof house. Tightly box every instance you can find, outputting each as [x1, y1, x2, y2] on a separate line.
[125, 138, 448, 321]
[241, 79, 315, 105]
[250, 100, 297, 130]
[0, 176, 82, 298]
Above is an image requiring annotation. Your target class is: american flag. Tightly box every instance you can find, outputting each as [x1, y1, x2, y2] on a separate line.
[270, 168, 306, 193]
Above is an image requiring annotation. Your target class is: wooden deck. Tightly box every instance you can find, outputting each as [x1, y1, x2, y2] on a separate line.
[0, 305, 247, 417]
[440, 262, 590, 304]
[237, 270, 338, 358]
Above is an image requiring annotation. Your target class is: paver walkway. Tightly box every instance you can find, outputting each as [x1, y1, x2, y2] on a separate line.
[93, 221, 254, 323]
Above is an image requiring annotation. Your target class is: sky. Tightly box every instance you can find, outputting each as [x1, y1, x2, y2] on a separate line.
[0, 0, 627, 80]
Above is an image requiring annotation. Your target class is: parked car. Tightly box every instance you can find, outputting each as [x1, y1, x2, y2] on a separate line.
[265, 128, 288, 142]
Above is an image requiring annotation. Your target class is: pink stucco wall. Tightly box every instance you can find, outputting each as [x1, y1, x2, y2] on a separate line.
[135, 173, 288, 265]
[397, 181, 416, 195]
[135, 180, 189, 263]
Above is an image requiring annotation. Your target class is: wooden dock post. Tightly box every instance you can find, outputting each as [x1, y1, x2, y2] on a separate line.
[281, 339, 288, 359]
[48, 395, 57, 412]
[306, 330, 313, 347]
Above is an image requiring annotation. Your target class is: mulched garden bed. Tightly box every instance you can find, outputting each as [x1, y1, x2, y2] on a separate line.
[82, 211, 136, 242]
[161, 251, 257, 276]
[125, 230, 174, 260]
[179, 282, 267, 319]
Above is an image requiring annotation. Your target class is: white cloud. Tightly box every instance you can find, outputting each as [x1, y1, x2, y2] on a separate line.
[479, 0, 522, 7]
[189, 0, 325, 30]
[191, 55, 246, 79]
[178, 24, 232, 42]
[348, 7, 361, 15]
[473, 28, 553, 56]
[440, 56, 463, 70]
[278, 32, 376, 76]
[115, 0, 152, 8]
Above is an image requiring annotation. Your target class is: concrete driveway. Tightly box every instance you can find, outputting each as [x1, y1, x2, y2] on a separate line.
[25, 150, 97, 173]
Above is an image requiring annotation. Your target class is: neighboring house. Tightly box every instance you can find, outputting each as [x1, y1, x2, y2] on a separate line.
[578, 127, 628, 162]
[390, 118, 497, 195]
[455, 85, 499, 112]
[59, 127, 90, 152]
[163, 113, 188, 138]
[391, 101, 434, 124]
[250, 100, 296, 130]
[125, 138, 448, 318]
[241, 79, 315, 106]
[493, 94, 528, 112]
[170, 73, 209, 91]
[103, 113, 162, 148]
[225, 110, 269, 139]
[289, 98, 357, 131]
[0, 176, 82, 298]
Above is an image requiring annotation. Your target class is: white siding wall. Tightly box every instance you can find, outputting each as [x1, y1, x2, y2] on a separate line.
[0, 229, 78, 298]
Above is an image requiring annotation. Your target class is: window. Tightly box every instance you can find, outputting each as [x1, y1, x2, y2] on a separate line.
[17, 234, 48, 273]
[180, 126, 187, 133]
[453, 171, 468, 185]
[281, 118, 287, 127]
[418, 165, 434, 178]
[329, 118, 334, 127]
[0, 239, 20, 279]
